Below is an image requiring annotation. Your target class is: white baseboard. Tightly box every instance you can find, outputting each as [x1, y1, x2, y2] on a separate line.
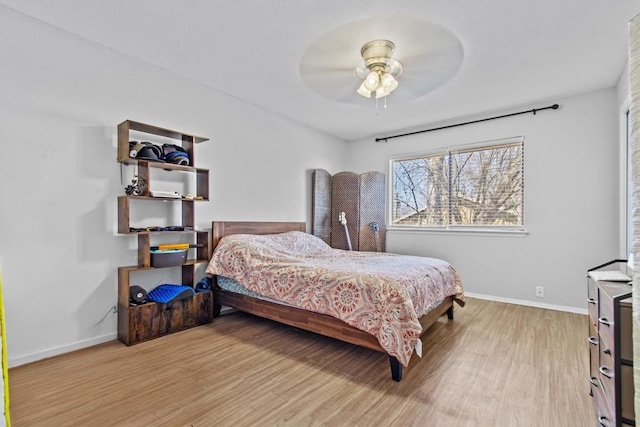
[8, 332, 117, 368]
[464, 292, 587, 315]
[10, 307, 233, 368]
[6, 296, 586, 368]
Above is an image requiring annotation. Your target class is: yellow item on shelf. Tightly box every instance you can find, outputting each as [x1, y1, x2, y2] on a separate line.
[156, 243, 190, 250]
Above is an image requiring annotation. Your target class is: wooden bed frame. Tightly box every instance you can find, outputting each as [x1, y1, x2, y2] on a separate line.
[210, 221, 455, 382]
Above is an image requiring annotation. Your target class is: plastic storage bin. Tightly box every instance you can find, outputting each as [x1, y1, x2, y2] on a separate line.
[150, 249, 188, 267]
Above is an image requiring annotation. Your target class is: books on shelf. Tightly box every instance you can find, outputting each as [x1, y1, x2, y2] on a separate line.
[150, 191, 181, 199]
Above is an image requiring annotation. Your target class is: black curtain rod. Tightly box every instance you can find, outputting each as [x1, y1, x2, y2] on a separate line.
[375, 103, 559, 142]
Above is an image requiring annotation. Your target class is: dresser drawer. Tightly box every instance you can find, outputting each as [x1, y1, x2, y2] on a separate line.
[597, 291, 615, 351]
[598, 345, 615, 402]
[587, 278, 598, 328]
[588, 322, 599, 384]
[593, 381, 615, 426]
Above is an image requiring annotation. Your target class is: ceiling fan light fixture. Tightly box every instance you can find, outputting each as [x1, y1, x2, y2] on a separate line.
[380, 72, 398, 93]
[375, 85, 390, 99]
[357, 81, 373, 97]
[364, 71, 380, 91]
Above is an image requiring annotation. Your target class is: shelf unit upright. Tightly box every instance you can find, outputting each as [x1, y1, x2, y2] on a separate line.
[117, 120, 213, 346]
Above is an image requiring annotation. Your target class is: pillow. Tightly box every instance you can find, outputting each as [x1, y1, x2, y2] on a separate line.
[266, 231, 332, 255]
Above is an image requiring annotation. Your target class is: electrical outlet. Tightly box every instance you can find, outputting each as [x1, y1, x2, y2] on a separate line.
[535, 286, 544, 298]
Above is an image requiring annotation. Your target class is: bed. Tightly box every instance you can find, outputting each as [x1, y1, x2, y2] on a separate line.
[206, 221, 465, 382]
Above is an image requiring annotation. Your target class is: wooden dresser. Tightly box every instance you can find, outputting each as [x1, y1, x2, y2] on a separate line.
[587, 265, 634, 426]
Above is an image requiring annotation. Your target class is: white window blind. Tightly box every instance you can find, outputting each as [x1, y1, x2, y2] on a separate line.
[391, 138, 524, 229]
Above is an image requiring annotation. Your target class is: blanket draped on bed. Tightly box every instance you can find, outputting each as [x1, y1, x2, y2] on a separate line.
[206, 231, 465, 366]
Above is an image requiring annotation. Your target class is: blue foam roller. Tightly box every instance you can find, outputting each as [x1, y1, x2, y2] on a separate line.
[195, 277, 212, 293]
[148, 284, 194, 303]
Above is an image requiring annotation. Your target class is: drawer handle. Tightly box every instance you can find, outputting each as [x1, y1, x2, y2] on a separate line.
[587, 297, 596, 304]
[599, 366, 613, 379]
[598, 317, 612, 327]
[598, 415, 609, 426]
[589, 376, 599, 387]
[603, 348, 611, 355]
[588, 336, 598, 345]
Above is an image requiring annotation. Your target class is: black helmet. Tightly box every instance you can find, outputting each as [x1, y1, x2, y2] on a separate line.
[129, 141, 164, 162]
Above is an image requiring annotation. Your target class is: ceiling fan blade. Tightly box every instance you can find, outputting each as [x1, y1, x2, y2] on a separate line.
[396, 47, 464, 97]
[301, 71, 363, 103]
[298, 15, 464, 104]
[300, 63, 354, 76]
[300, 39, 360, 71]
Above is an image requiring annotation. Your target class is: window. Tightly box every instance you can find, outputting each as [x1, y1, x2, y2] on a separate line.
[391, 137, 524, 229]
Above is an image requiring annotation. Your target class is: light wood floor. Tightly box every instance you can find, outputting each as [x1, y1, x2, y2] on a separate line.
[8, 297, 595, 426]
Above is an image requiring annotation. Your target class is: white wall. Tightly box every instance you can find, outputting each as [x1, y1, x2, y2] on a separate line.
[347, 89, 620, 311]
[617, 61, 630, 109]
[0, 7, 347, 366]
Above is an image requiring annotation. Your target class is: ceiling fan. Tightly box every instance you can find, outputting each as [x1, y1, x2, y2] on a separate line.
[299, 16, 464, 106]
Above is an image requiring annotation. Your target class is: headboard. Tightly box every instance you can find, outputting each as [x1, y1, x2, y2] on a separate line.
[211, 221, 306, 249]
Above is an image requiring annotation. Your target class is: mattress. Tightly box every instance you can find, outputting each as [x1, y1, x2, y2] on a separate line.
[216, 275, 284, 305]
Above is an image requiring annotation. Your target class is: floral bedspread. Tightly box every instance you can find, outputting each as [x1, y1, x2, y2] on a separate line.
[205, 231, 465, 366]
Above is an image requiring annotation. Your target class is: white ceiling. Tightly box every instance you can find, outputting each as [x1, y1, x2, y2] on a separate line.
[2, 0, 639, 141]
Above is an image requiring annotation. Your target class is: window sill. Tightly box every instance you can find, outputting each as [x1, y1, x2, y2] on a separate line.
[387, 226, 529, 237]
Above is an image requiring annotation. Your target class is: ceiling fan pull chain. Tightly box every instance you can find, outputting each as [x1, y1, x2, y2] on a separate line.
[384, 96, 387, 109]
[376, 97, 380, 115]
